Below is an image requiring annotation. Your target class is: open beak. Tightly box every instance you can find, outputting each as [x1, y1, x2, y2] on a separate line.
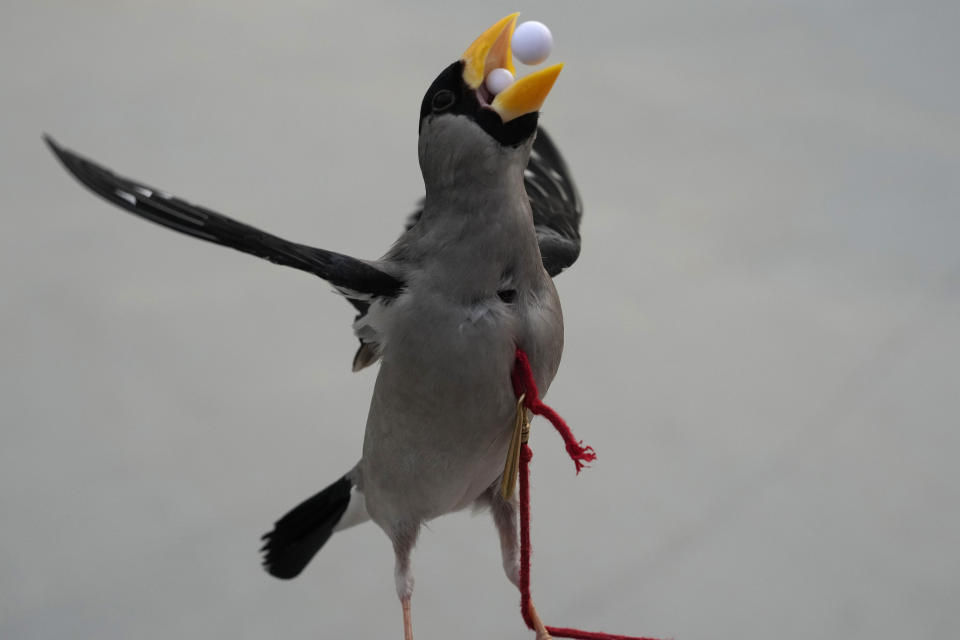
[461, 14, 563, 123]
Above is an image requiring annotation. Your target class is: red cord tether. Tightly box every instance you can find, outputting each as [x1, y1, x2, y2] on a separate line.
[511, 348, 663, 640]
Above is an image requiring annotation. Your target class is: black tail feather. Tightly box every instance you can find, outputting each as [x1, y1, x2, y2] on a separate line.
[260, 476, 352, 579]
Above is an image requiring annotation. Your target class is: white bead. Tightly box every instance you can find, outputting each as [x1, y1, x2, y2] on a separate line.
[485, 67, 515, 95]
[512, 21, 553, 65]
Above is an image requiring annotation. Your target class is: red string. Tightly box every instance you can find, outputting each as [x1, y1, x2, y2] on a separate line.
[513, 348, 664, 640]
[511, 349, 597, 474]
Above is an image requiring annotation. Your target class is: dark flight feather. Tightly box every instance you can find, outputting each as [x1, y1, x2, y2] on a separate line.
[44, 135, 404, 303]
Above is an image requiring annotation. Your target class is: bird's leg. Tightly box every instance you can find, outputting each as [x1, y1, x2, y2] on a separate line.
[487, 487, 551, 640]
[527, 601, 552, 640]
[402, 597, 413, 640]
[391, 524, 420, 640]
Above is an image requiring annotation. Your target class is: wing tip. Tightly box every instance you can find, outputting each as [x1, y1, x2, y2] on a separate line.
[42, 133, 66, 161]
[43, 134, 85, 181]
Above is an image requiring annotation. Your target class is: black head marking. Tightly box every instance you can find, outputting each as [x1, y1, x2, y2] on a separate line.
[419, 62, 477, 127]
[419, 61, 539, 147]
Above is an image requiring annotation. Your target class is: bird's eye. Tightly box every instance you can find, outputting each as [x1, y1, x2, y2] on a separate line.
[497, 289, 517, 304]
[431, 90, 456, 112]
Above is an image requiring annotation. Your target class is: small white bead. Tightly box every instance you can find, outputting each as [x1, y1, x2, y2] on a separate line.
[485, 67, 515, 95]
[512, 21, 553, 65]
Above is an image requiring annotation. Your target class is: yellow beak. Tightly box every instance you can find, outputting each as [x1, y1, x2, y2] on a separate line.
[461, 13, 518, 90]
[461, 14, 563, 123]
[490, 63, 563, 123]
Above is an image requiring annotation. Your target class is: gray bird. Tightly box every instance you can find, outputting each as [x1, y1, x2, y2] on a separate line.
[46, 14, 582, 640]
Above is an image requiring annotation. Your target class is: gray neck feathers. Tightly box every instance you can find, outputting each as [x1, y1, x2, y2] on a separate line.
[403, 115, 542, 298]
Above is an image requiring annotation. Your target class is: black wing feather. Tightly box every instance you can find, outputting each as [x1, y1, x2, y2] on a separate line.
[44, 135, 404, 300]
[403, 127, 582, 276]
[524, 127, 582, 276]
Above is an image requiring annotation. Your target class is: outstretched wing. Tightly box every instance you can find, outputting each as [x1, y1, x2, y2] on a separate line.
[404, 127, 582, 276]
[524, 127, 583, 276]
[44, 135, 404, 306]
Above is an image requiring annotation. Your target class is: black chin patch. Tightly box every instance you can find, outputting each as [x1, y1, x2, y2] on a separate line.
[419, 61, 539, 147]
[475, 110, 539, 147]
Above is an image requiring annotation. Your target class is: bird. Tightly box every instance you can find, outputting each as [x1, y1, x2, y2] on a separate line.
[46, 13, 582, 640]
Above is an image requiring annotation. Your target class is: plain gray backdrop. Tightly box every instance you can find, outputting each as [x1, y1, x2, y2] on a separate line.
[2, 1, 958, 638]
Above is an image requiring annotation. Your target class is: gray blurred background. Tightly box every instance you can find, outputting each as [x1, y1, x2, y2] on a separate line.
[2, 1, 958, 638]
